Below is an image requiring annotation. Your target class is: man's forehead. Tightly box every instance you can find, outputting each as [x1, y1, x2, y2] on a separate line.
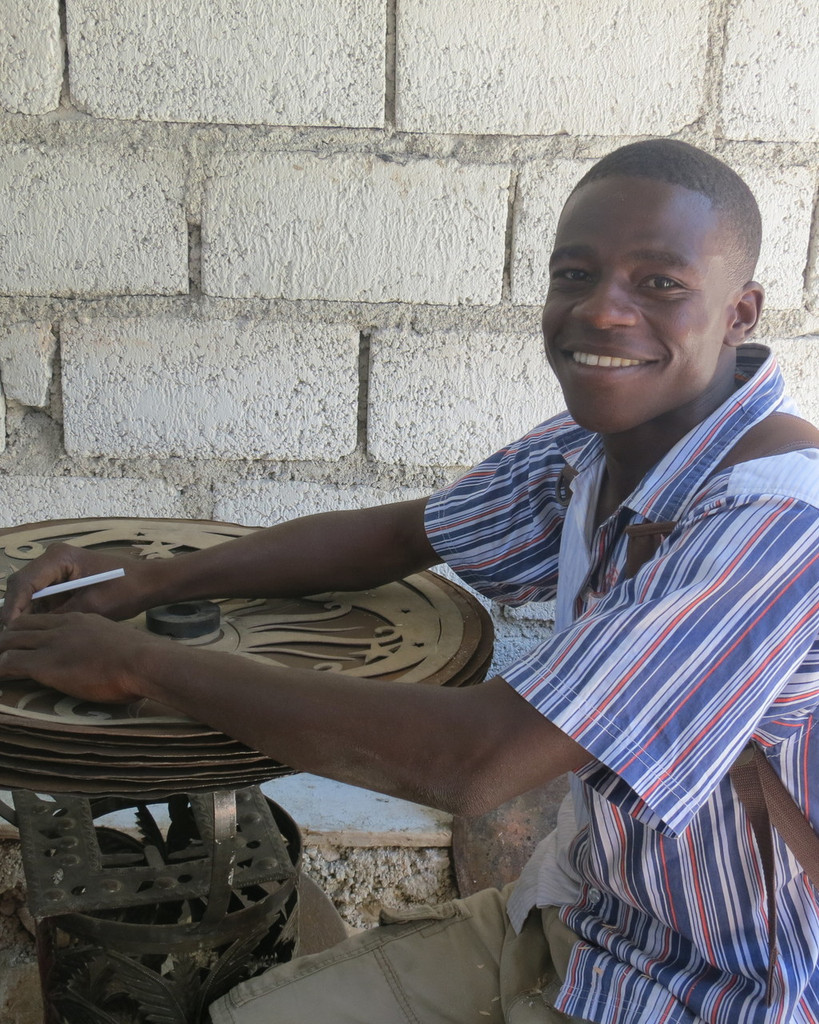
[553, 175, 729, 258]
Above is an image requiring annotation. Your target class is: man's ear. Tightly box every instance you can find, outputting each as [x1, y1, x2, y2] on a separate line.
[725, 281, 765, 348]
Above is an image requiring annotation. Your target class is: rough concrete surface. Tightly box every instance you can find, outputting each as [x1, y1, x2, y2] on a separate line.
[0, 322, 56, 408]
[0, 145, 187, 297]
[302, 844, 457, 930]
[202, 153, 510, 305]
[0, 0, 62, 115]
[721, 0, 819, 142]
[737, 162, 815, 311]
[368, 328, 564, 466]
[0, 475, 184, 529]
[396, 0, 709, 136]
[67, 0, 385, 128]
[61, 316, 360, 459]
[511, 159, 597, 307]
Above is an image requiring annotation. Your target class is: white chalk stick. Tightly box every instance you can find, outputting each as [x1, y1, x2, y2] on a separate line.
[0, 568, 126, 608]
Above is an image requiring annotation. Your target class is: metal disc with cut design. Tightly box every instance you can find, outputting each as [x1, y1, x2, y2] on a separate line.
[0, 518, 493, 797]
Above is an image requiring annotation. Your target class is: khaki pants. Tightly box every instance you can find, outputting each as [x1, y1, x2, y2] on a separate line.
[209, 886, 593, 1024]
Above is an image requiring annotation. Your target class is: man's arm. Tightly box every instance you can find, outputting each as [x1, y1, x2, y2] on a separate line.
[0, 498, 439, 623]
[0, 496, 590, 813]
[0, 613, 590, 815]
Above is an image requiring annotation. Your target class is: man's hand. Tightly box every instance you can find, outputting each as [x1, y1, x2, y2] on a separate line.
[0, 544, 160, 626]
[0, 612, 167, 704]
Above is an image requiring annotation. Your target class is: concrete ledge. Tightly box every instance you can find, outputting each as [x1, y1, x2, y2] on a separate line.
[267, 775, 452, 848]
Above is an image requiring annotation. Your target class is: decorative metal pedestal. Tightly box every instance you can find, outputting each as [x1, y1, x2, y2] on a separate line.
[14, 787, 300, 1024]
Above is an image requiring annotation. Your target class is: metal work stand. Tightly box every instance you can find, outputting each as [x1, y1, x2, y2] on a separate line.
[9, 787, 301, 1024]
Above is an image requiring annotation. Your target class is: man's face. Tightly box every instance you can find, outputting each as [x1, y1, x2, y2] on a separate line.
[542, 175, 755, 439]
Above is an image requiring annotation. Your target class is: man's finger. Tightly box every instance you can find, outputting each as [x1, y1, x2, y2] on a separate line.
[0, 628, 51, 653]
[3, 612, 84, 632]
[0, 589, 36, 626]
[0, 648, 41, 679]
[0, 620, 74, 657]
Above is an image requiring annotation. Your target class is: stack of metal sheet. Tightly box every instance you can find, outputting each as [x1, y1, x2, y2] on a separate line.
[0, 518, 493, 799]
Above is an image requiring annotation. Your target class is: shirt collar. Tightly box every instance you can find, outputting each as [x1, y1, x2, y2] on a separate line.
[556, 344, 784, 523]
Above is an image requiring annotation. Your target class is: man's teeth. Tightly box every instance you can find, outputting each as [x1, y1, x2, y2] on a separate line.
[572, 352, 646, 368]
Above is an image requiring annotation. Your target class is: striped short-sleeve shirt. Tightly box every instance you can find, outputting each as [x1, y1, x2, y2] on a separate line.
[425, 346, 819, 1024]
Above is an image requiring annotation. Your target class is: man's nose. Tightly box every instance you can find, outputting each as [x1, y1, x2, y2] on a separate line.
[572, 279, 638, 328]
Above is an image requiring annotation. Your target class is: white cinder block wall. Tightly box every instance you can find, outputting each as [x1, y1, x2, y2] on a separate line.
[1, 1, 819, 1013]
[1, 0, 819, 660]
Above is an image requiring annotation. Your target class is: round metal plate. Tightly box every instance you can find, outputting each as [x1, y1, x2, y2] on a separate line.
[0, 518, 493, 795]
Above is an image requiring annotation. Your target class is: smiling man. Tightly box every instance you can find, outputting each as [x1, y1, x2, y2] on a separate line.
[543, 166, 763, 496]
[3, 140, 819, 1024]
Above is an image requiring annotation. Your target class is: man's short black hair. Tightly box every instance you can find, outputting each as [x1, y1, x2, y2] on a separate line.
[572, 139, 762, 281]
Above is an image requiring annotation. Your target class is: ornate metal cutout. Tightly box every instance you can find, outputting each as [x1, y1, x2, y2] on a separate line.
[31, 791, 302, 1024]
[0, 517, 492, 795]
[0, 518, 492, 730]
[16, 788, 294, 918]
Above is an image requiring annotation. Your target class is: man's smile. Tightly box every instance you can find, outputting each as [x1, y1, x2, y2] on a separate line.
[570, 351, 651, 368]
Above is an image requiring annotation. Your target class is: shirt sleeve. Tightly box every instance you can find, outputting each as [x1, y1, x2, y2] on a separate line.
[424, 414, 583, 605]
[503, 491, 819, 836]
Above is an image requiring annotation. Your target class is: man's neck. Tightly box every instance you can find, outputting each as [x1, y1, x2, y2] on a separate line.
[593, 364, 745, 528]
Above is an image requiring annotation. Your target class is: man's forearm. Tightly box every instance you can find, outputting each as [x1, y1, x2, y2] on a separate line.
[156, 498, 440, 602]
[135, 640, 589, 816]
[0, 606, 590, 815]
[0, 498, 440, 623]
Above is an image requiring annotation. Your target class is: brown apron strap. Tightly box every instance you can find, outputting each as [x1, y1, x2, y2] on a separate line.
[716, 412, 819, 473]
[555, 464, 578, 506]
[623, 522, 676, 580]
[730, 745, 819, 1004]
[729, 747, 780, 1003]
[750, 745, 819, 885]
[621, 412, 819, 581]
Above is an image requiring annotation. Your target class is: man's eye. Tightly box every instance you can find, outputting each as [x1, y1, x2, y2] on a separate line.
[552, 268, 590, 282]
[645, 275, 681, 290]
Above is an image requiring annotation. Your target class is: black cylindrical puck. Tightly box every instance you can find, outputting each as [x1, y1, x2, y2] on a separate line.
[145, 601, 221, 639]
